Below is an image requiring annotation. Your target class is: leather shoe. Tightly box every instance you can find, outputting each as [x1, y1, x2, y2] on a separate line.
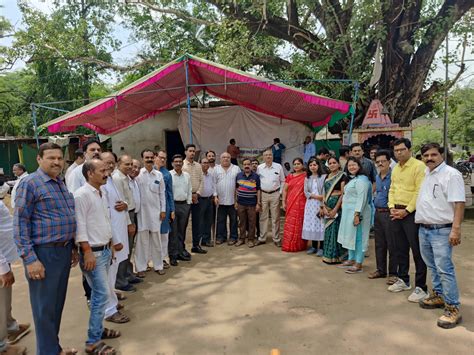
[177, 253, 191, 261]
[201, 242, 214, 247]
[182, 249, 191, 258]
[191, 246, 208, 254]
[170, 258, 179, 266]
[128, 276, 143, 284]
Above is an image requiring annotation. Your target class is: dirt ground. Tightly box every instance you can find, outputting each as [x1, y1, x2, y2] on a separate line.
[8, 217, 474, 355]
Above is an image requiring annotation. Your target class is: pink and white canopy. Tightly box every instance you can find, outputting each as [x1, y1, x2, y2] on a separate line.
[41, 54, 351, 135]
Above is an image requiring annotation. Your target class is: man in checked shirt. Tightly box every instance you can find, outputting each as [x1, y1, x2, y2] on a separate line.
[14, 143, 78, 355]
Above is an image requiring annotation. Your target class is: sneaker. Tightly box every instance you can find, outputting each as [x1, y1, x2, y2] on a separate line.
[437, 305, 462, 329]
[306, 247, 317, 255]
[7, 324, 30, 345]
[315, 249, 324, 257]
[419, 291, 445, 309]
[408, 287, 428, 303]
[387, 278, 412, 293]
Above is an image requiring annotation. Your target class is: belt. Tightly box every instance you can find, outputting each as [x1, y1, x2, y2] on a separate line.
[262, 189, 279, 194]
[174, 200, 188, 204]
[90, 244, 110, 252]
[394, 204, 407, 209]
[199, 196, 213, 199]
[421, 223, 452, 230]
[376, 208, 390, 213]
[37, 241, 72, 248]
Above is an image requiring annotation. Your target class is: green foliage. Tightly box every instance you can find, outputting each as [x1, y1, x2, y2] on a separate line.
[447, 85, 474, 147]
[412, 124, 443, 153]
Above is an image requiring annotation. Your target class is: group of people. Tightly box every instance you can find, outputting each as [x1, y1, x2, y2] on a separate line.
[0, 134, 467, 354]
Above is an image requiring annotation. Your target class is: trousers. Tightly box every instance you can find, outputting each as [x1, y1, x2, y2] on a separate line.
[135, 230, 162, 272]
[374, 211, 397, 276]
[199, 197, 214, 245]
[238, 205, 257, 241]
[0, 283, 19, 352]
[169, 203, 191, 258]
[105, 259, 119, 318]
[216, 205, 238, 241]
[259, 192, 281, 242]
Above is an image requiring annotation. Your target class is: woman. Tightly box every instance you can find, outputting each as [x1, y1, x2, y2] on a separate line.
[282, 158, 307, 252]
[302, 158, 326, 256]
[337, 157, 374, 273]
[322, 156, 348, 264]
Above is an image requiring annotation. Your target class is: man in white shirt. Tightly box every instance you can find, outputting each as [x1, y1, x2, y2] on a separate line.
[415, 143, 465, 329]
[206, 150, 218, 174]
[169, 154, 192, 266]
[112, 154, 142, 289]
[74, 159, 119, 354]
[100, 152, 132, 324]
[0, 189, 30, 355]
[135, 149, 166, 277]
[256, 149, 285, 247]
[67, 138, 101, 193]
[64, 149, 84, 186]
[197, 157, 216, 248]
[9, 164, 28, 209]
[214, 152, 241, 245]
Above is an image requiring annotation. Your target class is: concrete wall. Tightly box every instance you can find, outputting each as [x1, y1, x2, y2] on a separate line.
[111, 110, 179, 159]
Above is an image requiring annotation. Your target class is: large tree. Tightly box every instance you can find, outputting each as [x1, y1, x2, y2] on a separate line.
[122, 0, 473, 127]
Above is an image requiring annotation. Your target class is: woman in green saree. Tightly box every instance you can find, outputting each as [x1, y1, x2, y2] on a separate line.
[322, 156, 348, 264]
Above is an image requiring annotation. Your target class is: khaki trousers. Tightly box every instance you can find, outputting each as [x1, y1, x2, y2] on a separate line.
[0, 284, 18, 350]
[259, 192, 281, 242]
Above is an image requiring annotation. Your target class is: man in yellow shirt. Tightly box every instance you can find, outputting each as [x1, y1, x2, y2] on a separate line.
[388, 138, 428, 303]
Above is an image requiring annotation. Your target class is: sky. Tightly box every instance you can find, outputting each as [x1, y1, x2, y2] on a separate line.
[1, 0, 472, 87]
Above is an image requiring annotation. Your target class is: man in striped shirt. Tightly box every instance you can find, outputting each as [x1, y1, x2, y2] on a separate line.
[14, 142, 78, 355]
[235, 159, 261, 248]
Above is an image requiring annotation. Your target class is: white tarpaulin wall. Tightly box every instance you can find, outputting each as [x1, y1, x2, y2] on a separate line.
[178, 106, 312, 165]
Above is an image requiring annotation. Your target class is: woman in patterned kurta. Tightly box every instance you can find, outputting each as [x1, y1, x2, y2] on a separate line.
[282, 158, 307, 252]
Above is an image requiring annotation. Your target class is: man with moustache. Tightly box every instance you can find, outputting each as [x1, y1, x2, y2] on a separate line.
[416, 143, 465, 329]
[112, 155, 142, 288]
[14, 143, 78, 355]
[128, 160, 141, 272]
[100, 152, 132, 324]
[155, 150, 175, 269]
[388, 138, 428, 303]
[206, 150, 218, 173]
[135, 150, 166, 277]
[345, 143, 377, 184]
[214, 152, 241, 245]
[67, 138, 102, 193]
[251, 158, 261, 240]
[196, 158, 216, 249]
[182, 144, 203, 255]
[74, 158, 120, 354]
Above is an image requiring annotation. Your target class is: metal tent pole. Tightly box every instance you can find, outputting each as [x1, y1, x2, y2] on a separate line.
[31, 104, 40, 149]
[443, 35, 449, 163]
[184, 59, 193, 144]
[347, 81, 359, 145]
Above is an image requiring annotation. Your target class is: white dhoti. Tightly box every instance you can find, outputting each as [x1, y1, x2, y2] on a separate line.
[105, 258, 119, 318]
[135, 230, 163, 272]
[160, 232, 169, 261]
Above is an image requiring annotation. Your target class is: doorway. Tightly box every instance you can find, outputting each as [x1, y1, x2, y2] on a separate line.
[165, 130, 185, 169]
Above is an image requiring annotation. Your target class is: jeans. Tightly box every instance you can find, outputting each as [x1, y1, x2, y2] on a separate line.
[419, 226, 460, 306]
[216, 205, 238, 242]
[199, 197, 214, 245]
[81, 247, 112, 345]
[348, 226, 364, 264]
[27, 243, 73, 355]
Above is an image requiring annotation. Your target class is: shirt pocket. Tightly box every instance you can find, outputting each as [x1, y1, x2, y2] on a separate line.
[149, 180, 161, 193]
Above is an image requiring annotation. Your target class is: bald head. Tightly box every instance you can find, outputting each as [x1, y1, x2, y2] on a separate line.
[220, 152, 231, 167]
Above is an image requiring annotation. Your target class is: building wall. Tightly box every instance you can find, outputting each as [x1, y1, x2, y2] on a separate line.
[111, 110, 180, 159]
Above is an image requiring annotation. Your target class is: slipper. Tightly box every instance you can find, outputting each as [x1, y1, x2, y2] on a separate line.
[345, 266, 363, 274]
[61, 347, 79, 355]
[105, 311, 130, 324]
[101, 328, 121, 339]
[85, 341, 116, 355]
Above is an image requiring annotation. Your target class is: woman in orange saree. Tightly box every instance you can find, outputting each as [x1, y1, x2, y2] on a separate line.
[282, 158, 307, 252]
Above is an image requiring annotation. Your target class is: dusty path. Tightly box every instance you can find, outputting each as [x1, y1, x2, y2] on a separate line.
[10, 221, 474, 354]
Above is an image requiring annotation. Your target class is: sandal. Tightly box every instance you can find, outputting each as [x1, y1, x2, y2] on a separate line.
[60, 348, 79, 355]
[115, 292, 127, 301]
[85, 341, 116, 355]
[337, 260, 354, 269]
[101, 328, 121, 339]
[105, 311, 130, 324]
[345, 266, 363, 274]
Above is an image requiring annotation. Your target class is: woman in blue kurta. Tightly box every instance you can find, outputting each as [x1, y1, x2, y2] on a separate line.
[337, 157, 374, 274]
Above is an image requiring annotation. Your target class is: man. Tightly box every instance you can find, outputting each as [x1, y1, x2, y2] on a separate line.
[387, 138, 428, 303]
[256, 149, 285, 247]
[9, 164, 28, 209]
[1, 188, 29, 355]
[156, 150, 175, 268]
[169, 155, 192, 266]
[67, 138, 101, 193]
[416, 143, 465, 329]
[235, 159, 261, 248]
[368, 150, 397, 283]
[303, 136, 315, 165]
[135, 149, 166, 276]
[74, 159, 119, 354]
[64, 149, 84, 185]
[100, 152, 132, 324]
[316, 148, 330, 174]
[112, 155, 142, 288]
[197, 158, 216, 249]
[339, 146, 350, 170]
[128, 159, 141, 271]
[271, 138, 286, 165]
[227, 139, 240, 166]
[206, 150, 218, 173]
[182, 144, 204, 254]
[251, 159, 261, 239]
[214, 152, 241, 245]
[347, 143, 377, 183]
[14, 143, 78, 355]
